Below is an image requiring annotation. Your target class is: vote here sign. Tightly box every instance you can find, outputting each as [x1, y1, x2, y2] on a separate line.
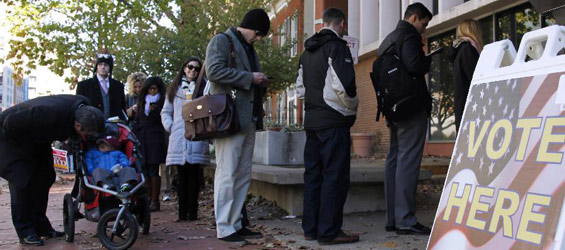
[429, 26, 565, 250]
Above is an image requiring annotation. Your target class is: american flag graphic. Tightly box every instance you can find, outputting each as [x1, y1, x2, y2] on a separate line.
[428, 72, 565, 250]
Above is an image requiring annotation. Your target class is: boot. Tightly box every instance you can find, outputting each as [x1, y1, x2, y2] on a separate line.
[144, 176, 152, 202]
[150, 176, 161, 212]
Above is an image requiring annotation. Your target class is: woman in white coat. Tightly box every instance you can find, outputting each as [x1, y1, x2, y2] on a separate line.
[161, 57, 210, 221]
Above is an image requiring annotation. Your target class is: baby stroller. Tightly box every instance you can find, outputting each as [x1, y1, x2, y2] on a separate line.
[63, 121, 150, 250]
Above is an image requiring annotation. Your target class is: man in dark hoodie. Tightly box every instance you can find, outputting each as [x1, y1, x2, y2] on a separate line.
[295, 7, 359, 245]
[378, 2, 433, 235]
[76, 54, 126, 121]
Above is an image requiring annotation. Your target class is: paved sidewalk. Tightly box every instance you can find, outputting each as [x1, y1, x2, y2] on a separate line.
[0, 172, 443, 250]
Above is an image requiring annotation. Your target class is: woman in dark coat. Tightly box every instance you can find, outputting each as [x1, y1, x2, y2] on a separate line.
[449, 19, 483, 134]
[134, 76, 167, 211]
[125, 72, 146, 127]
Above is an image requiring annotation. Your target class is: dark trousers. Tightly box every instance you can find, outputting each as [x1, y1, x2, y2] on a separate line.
[385, 109, 427, 228]
[9, 168, 55, 238]
[302, 127, 351, 241]
[177, 163, 200, 220]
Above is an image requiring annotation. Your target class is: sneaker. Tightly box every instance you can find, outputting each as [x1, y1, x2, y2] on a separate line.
[219, 232, 247, 243]
[20, 234, 44, 246]
[163, 194, 171, 201]
[39, 230, 64, 238]
[237, 227, 263, 239]
[119, 183, 131, 193]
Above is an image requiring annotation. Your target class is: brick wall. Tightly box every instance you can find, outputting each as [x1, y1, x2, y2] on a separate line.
[352, 55, 389, 157]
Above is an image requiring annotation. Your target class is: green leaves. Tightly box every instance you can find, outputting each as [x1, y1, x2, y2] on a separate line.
[4, 0, 298, 94]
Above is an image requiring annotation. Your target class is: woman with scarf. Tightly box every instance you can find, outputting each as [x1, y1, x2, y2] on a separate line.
[449, 19, 483, 134]
[161, 57, 210, 221]
[134, 76, 167, 211]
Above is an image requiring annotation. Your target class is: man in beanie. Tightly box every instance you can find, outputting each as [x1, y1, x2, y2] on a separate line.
[0, 95, 105, 246]
[76, 54, 127, 121]
[295, 8, 359, 245]
[205, 8, 271, 243]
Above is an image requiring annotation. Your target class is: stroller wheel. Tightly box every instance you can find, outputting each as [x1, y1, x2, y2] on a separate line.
[137, 196, 151, 235]
[97, 208, 138, 250]
[63, 194, 75, 242]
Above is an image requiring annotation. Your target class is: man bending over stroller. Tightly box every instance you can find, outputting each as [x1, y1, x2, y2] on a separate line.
[86, 135, 137, 193]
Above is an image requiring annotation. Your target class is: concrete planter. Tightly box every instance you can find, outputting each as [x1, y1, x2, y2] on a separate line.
[253, 130, 306, 166]
[351, 133, 375, 157]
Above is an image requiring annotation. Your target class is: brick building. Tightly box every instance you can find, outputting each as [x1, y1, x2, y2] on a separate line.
[270, 0, 554, 158]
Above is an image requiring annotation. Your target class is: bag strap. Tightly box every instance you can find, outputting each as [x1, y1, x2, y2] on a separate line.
[192, 33, 236, 100]
[219, 32, 236, 67]
[192, 61, 206, 100]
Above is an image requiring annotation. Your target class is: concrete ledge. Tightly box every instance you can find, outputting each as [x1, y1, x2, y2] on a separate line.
[205, 158, 447, 215]
[249, 163, 432, 185]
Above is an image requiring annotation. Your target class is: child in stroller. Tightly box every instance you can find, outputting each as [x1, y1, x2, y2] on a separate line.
[86, 135, 137, 193]
[63, 122, 150, 250]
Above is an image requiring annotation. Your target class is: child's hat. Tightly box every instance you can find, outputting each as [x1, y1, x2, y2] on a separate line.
[97, 135, 121, 147]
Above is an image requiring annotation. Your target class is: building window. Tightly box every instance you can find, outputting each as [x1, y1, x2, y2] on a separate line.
[265, 96, 272, 123]
[480, 15, 494, 44]
[287, 86, 297, 125]
[428, 30, 456, 141]
[543, 13, 557, 27]
[495, 3, 540, 49]
[276, 93, 287, 125]
[291, 12, 299, 56]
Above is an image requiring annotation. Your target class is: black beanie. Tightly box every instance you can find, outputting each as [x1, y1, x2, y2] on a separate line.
[93, 54, 114, 76]
[239, 9, 270, 36]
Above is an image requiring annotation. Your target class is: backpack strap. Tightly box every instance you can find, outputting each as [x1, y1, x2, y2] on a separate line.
[372, 32, 417, 122]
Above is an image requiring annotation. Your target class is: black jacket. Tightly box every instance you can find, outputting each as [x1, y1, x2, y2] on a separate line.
[0, 95, 89, 188]
[449, 40, 479, 131]
[76, 77, 126, 120]
[133, 93, 167, 166]
[378, 20, 432, 116]
[296, 28, 358, 130]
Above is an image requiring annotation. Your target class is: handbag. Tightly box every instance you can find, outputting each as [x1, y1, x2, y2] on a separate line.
[182, 33, 240, 141]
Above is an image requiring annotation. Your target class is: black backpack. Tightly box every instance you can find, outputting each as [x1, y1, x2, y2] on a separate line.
[370, 33, 427, 122]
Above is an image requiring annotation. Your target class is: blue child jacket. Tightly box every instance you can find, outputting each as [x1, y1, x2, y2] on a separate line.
[85, 149, 131, 175]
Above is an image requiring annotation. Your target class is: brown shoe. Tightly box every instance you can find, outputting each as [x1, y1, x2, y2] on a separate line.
[150, 201, 160, 212]
[318, 230, 359, 245]
[304, 235, 316, 241]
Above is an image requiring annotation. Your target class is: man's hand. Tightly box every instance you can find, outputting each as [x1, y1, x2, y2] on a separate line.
[252, 72, 270, 87]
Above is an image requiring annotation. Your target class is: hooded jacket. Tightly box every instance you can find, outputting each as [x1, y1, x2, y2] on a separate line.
[85, 149, 131, 175]
[296, 28, 358, 130]
[448, 39, 479, 131]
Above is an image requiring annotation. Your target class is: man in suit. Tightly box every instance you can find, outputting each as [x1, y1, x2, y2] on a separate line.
[379, 3, 433, 235]
[205, 8, 270, 244]
[76, 54, 126, 120]
[0, 95, 105, 246]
